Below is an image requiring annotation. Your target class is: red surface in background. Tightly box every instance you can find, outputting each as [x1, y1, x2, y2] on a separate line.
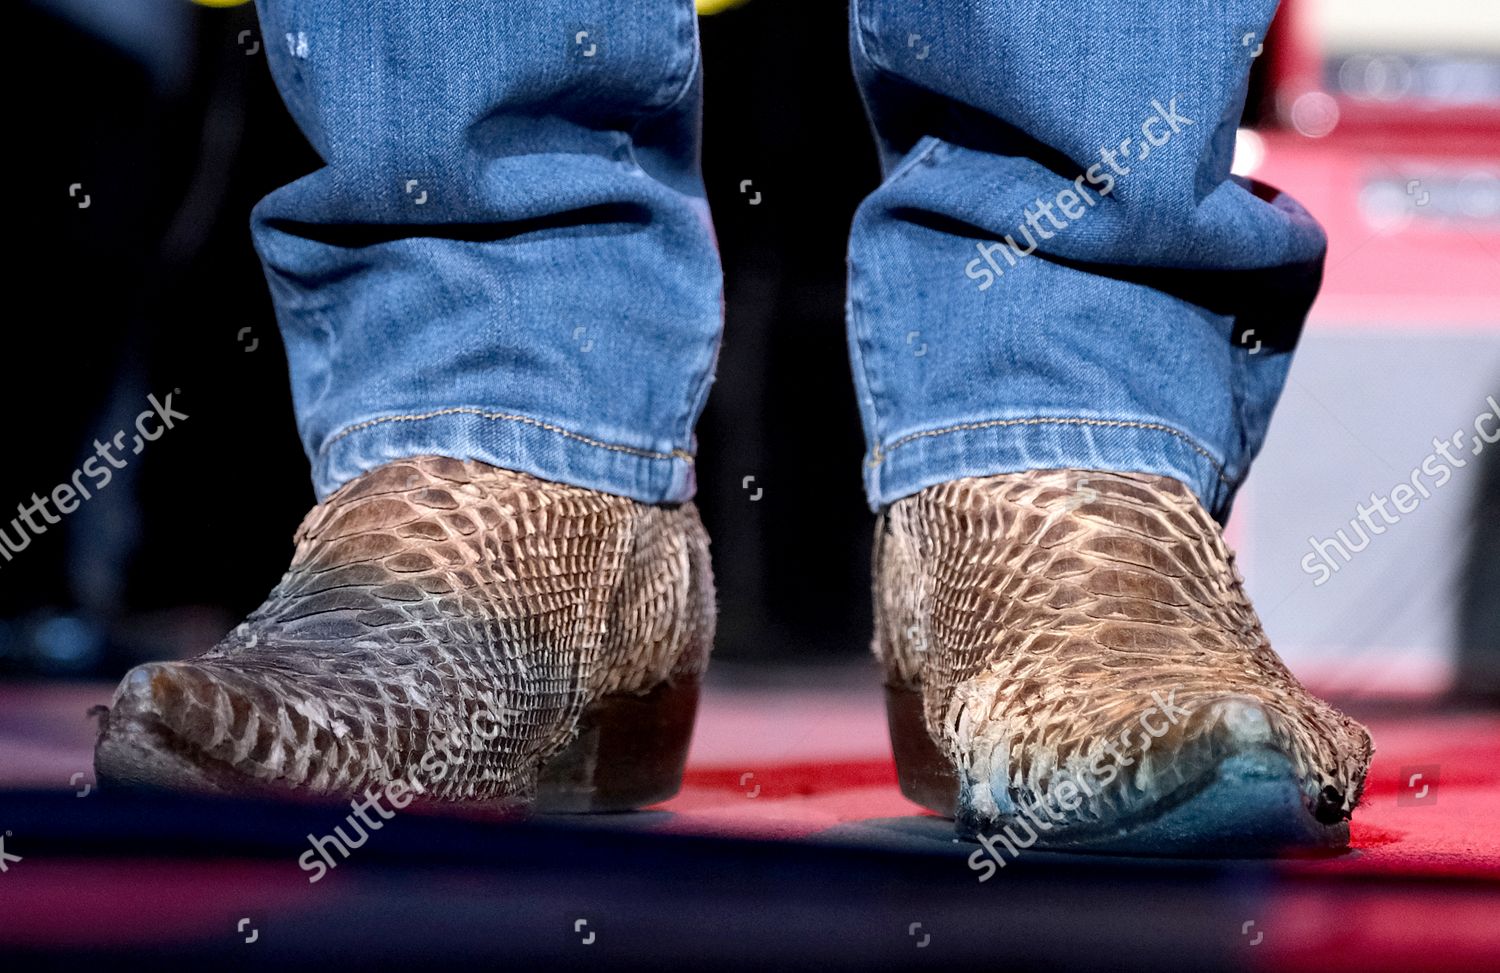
[2, 682, 1497, 967]
[4, 683, 1497, 877]
[668, 694, 1500, 881]
[1253, 1, 1500, 331]
[1253, 129, 1500, 331]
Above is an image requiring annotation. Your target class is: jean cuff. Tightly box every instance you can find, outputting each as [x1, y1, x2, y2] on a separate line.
[864, 414, 1238, 518]
[312, 407, 695, 504]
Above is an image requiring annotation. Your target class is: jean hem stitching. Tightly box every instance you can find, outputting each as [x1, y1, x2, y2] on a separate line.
[637, 0, 702, 121]
[321, 408, 693, 464]
[868, 416, 1230, 483]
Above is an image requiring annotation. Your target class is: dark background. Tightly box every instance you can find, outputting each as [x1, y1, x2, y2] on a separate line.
[7, 0, 1275, 679]
[5, 0, 886, 678]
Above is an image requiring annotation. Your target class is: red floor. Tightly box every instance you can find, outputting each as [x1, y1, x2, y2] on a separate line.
[3, 674, 1498, 967]
[4, 676, 1498, 877]
[674, 680, 1500, 880]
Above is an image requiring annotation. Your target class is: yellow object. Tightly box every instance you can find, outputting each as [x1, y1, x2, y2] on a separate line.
[696, 0, 751, 14]
[190, 0, 253, 8]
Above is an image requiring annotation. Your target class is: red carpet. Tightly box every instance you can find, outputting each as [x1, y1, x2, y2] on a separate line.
[2, 675, 1497, 968]
[663, 681, 1500, 877]
[4, 677, 1498, 876]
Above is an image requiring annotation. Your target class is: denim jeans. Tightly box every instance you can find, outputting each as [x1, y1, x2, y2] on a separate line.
[253, 0, 1322, 519]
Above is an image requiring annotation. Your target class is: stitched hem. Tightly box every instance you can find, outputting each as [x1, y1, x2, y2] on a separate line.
[322, 407, 694, 464]
[311, 407, 696, 505]
[869, 416, 1228, 483]
[863, 414, 1241, 519]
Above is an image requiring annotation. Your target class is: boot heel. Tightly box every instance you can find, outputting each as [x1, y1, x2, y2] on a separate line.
[886, 684, 959, 817]
[536, 675, 700, 813]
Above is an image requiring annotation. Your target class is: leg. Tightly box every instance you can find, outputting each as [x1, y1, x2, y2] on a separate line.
[253, 0, 718, 503]
[94, 0, 718, 807]
[851, 0, 1372, 852]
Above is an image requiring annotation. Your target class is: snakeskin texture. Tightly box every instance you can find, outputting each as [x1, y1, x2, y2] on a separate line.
[94, 456, 714, 801]
[874, 469, 1373, 835]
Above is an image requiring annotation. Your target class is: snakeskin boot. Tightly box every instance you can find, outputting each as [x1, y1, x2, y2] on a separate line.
[876, 470, 1373, 855]
[94, 456, 714, 810]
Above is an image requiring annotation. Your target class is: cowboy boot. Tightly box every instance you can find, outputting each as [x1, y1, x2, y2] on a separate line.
[95, 455, 714, 811]
[876, 469, 1372, 855]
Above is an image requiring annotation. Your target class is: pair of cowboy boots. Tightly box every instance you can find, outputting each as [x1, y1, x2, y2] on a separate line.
[94, 457, 1371, 853]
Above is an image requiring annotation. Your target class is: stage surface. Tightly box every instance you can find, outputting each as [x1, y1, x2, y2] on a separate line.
[2, 669, 1496, 969]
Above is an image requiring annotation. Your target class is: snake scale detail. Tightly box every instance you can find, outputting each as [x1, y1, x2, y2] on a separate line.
[875, 469, 1373, 845]
[94, 456, 714, 803]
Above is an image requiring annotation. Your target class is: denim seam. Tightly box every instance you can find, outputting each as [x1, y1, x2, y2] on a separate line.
[618, 0, 699, 179]
[1230, 339, 1253, 469]
[848, 136, 943, 459]
[623, 0, 710, 458]
[868, 416, 1230, 484]
[677, 317, 719, 452]
[850, 0, 882, 77]
[320, 407, 694, 463]
[635, 0, 702, 122]
[887, 135, 943, 182]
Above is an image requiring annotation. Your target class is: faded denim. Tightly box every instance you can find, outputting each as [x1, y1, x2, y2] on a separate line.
[253, 0, 1321, 518]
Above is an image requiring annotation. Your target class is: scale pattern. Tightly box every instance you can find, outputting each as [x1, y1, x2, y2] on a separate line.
[95, 456, 714, 801]
[874, 470, 1372, 833]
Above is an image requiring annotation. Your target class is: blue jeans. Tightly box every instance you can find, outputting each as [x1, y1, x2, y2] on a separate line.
[253, 0, 1322, 518]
